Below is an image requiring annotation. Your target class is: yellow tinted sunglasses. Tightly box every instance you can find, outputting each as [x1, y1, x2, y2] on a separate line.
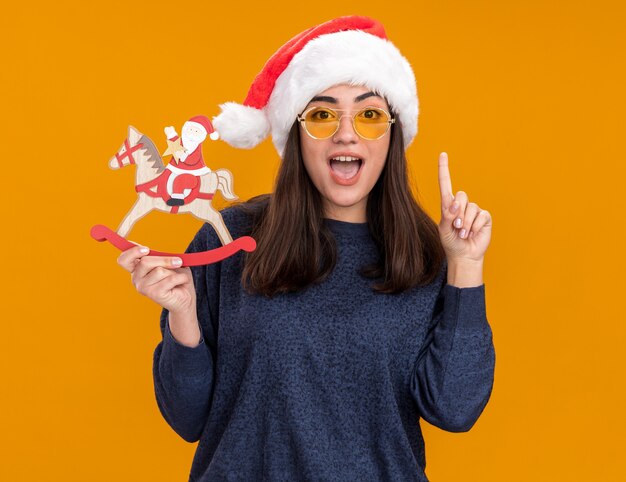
[297, 106, 395, 140]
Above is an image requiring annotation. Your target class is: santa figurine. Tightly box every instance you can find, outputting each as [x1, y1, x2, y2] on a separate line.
[163, 115, 219, 206]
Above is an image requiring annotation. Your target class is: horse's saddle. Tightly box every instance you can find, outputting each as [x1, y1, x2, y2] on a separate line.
[135, 166, 213, 210]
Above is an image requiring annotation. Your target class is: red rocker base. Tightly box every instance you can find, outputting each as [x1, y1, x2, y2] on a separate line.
[90, 224, 256, 266]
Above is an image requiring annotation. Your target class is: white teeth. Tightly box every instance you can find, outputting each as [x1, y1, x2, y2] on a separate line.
[331, 156, 360, 162]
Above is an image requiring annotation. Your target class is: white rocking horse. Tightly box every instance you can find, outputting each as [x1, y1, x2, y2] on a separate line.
[110, 125, 237, 244]
[90, 125, 256, 266]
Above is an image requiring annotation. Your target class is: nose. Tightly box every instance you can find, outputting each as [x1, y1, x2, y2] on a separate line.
[332, 114, 358, 144]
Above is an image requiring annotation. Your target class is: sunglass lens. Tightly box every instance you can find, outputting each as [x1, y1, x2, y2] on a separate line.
[355, 108, 390, 139]
[304, 108, 338, 138]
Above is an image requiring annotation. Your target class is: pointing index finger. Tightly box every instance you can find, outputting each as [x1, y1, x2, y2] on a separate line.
[438, 152, 454, 208]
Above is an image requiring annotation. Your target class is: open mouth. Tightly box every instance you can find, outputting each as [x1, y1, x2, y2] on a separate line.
[329, 156, 363, 181]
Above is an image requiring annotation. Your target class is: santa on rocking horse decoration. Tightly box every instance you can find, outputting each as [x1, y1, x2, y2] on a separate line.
[90, 115, 256, 266]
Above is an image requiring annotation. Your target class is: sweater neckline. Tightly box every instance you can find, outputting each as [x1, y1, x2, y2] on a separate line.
[323, 218, 371, 237]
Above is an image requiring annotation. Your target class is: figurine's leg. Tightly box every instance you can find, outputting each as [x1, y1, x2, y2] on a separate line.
[116, 194, 155, 238]
[189, 201, 233, 245]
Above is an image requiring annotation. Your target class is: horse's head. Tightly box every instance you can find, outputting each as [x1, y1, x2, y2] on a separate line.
[109, 126, 146, 170]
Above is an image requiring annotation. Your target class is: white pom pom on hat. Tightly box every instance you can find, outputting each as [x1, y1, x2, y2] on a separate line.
[213, 102, 268, 148]
[212, 15, 419, 158]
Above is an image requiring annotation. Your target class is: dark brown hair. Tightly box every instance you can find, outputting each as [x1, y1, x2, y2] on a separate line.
[234, 117, 445, 297]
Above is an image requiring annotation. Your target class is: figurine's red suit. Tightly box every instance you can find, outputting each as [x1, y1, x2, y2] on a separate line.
[165, 134, 210, 201]
[163, 116, 218, 206]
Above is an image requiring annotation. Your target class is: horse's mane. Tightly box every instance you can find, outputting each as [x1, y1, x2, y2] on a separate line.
[139, 134, 165, 173]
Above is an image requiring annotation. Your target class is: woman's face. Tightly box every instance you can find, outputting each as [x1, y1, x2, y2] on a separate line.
[299, 83, 392, 223]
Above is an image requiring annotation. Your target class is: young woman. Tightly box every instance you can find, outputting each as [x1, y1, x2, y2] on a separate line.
[118, 16, 495, 482]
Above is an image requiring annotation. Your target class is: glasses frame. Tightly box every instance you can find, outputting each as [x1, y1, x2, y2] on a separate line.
[297, 105, 395, 141]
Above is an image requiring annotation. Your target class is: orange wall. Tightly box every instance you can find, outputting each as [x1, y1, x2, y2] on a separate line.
[2, 1, 625, 480]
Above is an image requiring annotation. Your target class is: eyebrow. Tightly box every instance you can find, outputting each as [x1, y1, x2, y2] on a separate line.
[309, 91, 381, 104]
[309, 95, 337, 104]
[354, 91, 380, 102]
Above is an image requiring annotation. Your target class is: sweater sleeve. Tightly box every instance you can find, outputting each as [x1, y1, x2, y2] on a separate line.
[152, 223, 221, 443]
[410, 280, 496, 432]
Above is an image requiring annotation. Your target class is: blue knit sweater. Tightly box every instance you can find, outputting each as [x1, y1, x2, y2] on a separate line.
[153, 205, 495, 481]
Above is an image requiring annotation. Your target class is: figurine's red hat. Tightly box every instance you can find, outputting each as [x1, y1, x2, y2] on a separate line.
[186, 115, 219, 141]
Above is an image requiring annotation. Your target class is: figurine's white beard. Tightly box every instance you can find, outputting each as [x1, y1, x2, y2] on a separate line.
[181, 136, 201, 160]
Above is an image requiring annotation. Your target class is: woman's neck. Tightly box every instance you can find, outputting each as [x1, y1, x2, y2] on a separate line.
[323, 201, 367, 223]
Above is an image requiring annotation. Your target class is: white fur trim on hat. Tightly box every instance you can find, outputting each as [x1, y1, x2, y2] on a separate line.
[212, 102, 270, 149]
[268, 30, 418, 157]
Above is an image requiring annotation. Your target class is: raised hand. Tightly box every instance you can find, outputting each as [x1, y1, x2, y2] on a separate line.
[438, 152, 492, 263]
[164, 126, 178, 139]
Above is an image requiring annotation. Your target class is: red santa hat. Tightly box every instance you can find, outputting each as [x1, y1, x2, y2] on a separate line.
[212, 15, 418, 157]
[185, 115, 220, 141]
